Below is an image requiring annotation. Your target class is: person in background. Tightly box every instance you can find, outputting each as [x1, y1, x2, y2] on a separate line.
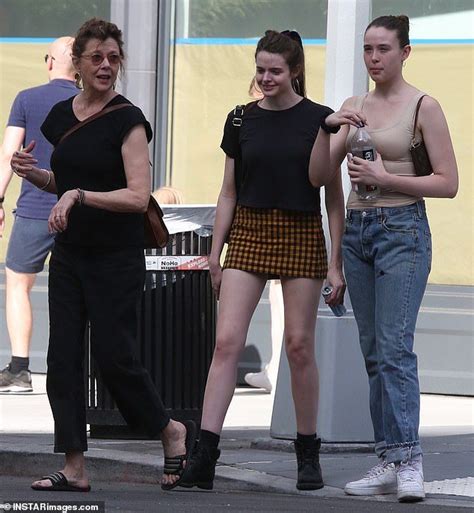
[152, 186, 184, 205]
[309, 15, 458, 503]
[0, 37, 79, 393]
[176, 29, 345, 492]
[11, 18, 195, 492]
[244, 279, 284, 393]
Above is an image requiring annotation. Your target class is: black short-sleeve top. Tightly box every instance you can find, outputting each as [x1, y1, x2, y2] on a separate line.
[220, 97, 333, 214]
[41, 94, 152, 248]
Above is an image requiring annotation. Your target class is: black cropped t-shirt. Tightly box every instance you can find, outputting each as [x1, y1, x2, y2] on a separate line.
[220, 97, 333, 214]
[41, 94, 152, 248]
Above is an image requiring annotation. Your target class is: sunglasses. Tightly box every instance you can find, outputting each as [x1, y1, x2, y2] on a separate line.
[44, 54, 55, 63]
[81, 52, 122, 66]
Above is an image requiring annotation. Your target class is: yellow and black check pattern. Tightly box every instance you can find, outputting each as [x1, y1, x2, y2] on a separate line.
[223, 206, 328, 279]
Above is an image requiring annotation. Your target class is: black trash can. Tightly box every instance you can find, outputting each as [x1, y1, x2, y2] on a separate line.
[85, 225, 216, 438]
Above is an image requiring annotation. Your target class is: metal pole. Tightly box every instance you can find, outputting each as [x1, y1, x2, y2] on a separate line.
[324, 0, 371, 197]
[155, 0, 174, 189]
[319, 0, 371, 263]
[111, 0, 163, 188]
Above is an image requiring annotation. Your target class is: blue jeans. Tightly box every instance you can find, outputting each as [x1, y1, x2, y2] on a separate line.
[342, 201, 431, 463]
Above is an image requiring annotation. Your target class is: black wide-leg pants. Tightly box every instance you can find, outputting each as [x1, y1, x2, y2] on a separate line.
[47, 242, 170, 453]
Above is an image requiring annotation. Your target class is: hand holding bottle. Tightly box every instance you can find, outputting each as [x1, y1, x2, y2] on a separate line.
[324, 109, 367, 130]
[349, 127, 380, 200]
[347, 151, 390, 193]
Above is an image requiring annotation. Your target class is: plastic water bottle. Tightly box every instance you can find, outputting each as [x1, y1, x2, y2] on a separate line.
[350, 126, 380, 200]
[322, 286, 346, 317]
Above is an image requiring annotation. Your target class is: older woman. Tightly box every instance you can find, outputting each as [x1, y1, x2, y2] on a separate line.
[11, 18, 195, 492]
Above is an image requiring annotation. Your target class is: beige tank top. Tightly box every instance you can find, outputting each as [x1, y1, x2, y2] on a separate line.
[345, 91, 424, 209]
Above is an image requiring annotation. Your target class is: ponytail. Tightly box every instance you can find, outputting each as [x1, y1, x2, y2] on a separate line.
[255, 29, 306, 97]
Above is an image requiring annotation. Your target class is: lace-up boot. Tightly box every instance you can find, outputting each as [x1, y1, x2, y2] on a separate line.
[178, 442, 220, 490]
[294, 437, 324, 490]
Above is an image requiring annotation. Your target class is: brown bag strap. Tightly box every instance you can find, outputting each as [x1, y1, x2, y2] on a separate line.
[412, 95, 427, 143]
[59, 103, 133, 144]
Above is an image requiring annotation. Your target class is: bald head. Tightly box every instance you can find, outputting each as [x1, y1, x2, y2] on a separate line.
[47, 36, 77, 80]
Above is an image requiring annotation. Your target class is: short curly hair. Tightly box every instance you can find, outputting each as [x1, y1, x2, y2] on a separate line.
[72, 18, 125, 59]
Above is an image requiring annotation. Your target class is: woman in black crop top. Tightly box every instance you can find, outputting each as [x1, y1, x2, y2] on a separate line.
[11, 19, 196, 493]
[177, 30, 346, 492]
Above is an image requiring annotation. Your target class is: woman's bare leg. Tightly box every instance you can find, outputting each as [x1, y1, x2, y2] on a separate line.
[281, 277, 323, 434]
[201, 269, 266, 434]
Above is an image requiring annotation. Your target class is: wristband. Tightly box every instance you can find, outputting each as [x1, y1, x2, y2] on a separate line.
[320, 115, 341, 135]
[76, 188, 85, 206]
[39, 170, 52, 190]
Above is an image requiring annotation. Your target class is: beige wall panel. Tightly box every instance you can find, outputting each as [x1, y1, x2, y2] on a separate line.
[404, 46, 473, 285]
[0, 43, 50, 262]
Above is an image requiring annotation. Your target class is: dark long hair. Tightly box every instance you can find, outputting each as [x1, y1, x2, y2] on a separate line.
[254, 29, 306, 97]
[366, 15, 410, 48]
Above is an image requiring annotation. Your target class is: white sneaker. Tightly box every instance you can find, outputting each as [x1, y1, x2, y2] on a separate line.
[344, 460, 397, 496]
[396, 455, 425, 502]
[244, 369, 272, 393]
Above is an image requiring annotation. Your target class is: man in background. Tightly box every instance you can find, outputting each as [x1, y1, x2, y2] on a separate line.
[0, 37, 78, 392]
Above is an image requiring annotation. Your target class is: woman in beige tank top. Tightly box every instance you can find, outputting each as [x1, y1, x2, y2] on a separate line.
[309, 15, 458, 503]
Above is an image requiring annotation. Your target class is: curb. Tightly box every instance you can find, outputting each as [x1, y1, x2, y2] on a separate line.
[0, 447, 345, 498]
[0, 449, 471, 508]
[251, 438, 374, 454]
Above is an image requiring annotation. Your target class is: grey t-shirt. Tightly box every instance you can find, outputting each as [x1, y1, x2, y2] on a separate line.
[7, 79, 79, 219]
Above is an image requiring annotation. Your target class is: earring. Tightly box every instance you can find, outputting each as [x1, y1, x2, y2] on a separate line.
[293, 78, 300, 93]
[402, 60, 406, 67]
[75, 72, 83, 89]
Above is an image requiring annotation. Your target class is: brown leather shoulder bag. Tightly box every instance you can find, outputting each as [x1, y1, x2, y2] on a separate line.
[410, 95, 433, 177]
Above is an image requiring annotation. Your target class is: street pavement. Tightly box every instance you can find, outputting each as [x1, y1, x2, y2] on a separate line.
[0, 375, 473, 512]
[0, 475, 468, 513]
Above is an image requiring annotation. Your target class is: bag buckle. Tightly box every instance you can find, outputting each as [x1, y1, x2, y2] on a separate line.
[232, 104, 245, 126]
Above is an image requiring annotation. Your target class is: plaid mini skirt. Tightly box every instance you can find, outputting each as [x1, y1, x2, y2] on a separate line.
[223, 206, 328, 279]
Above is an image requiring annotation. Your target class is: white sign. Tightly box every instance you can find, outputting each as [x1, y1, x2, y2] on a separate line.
[145, 255, 209, 271]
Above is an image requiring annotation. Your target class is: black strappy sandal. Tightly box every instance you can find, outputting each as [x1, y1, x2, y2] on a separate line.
[31, 471, 91, 492]
[161, 420, 197, 490]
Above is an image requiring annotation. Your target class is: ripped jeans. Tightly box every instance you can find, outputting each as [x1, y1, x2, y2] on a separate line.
[342, 200, 431, 463]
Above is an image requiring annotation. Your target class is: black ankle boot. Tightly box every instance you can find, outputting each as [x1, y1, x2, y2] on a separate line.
[179, 442, 221, 490]
[294, 437, 324, 490]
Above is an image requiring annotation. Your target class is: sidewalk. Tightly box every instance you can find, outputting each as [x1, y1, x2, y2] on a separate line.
[1, 375, 473, 509]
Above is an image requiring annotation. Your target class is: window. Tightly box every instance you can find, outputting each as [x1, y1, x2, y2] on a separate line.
[0, 0, 110, 37]
[169, 0, 328, 204]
